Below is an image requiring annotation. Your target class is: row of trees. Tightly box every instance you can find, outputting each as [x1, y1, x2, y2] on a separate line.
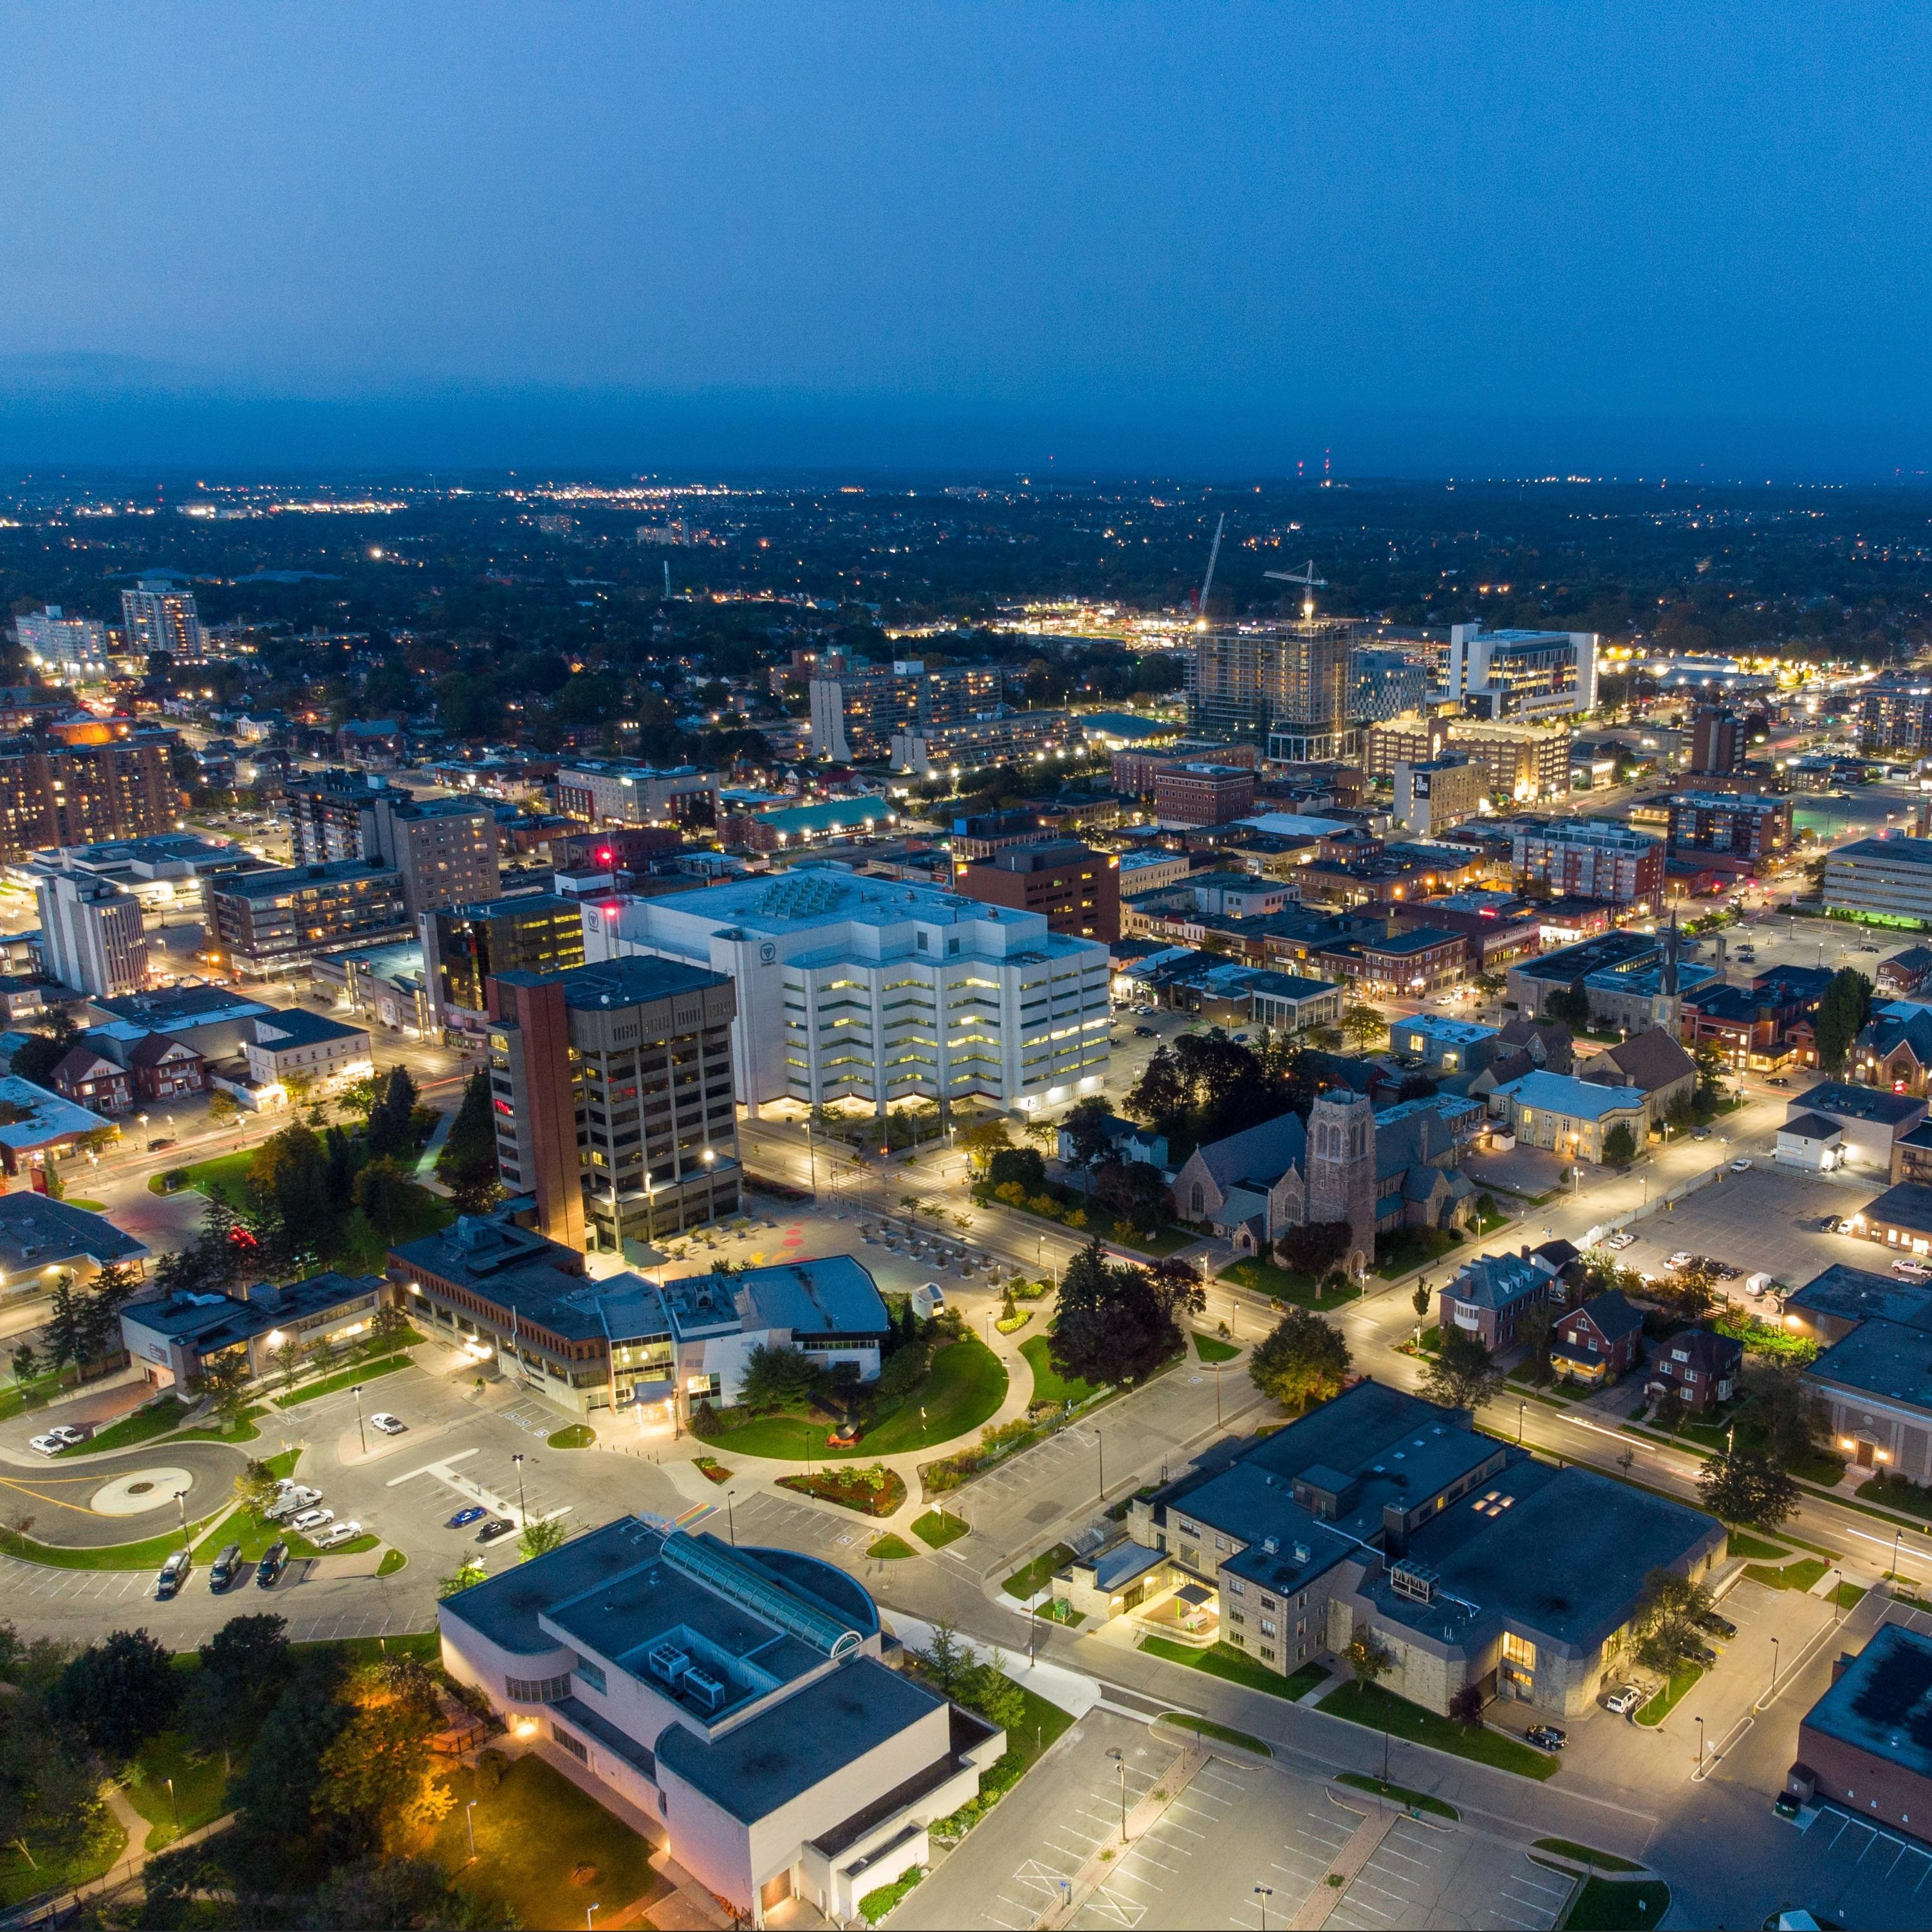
[14, 1261, 141, 1382]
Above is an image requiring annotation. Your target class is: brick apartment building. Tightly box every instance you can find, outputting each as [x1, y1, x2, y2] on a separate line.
[954, 839, 1120, 942]
[1511, 819, 1664, 906]
[1153, 763, 1257, 828]
[1666, 790, 1790, 869]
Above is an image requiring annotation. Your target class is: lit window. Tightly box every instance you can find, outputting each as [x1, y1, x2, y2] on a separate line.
[1501, 1631, 1536, 1671]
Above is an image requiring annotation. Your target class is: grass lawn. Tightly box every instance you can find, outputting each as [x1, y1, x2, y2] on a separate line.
[1219, 1257, 1360, 1311]
[1830, 1581, 1869, 1611]
[1534, 1839, 1642, 1873]
[4, 1514, 227, 1570]
[1284, 1661, 1331, 1700]
[0, 1806, 125, 1909]
[376, 1548, 407, 1576]
[1318, 1682, 1561, 1780]
[1725, 1531, 1791, 1561]
[431, 1753, 662, 1932]
[1676, 1411, 1846, 1486]
[1161, 1713, 1272, 1756]
[1859, 1471, 1932, 1519]
[1020, 1333, 1097, 1406]
[1140, 1635, 1322, 1701]
[868, 1533, 915, 1559]
[53, 1395, 192, 1456]
[1335, 1772, 1457, 1819]
[183, 1149, 255, 1206]
[124, 1731, 229, 1850]
[272, 1351, 408, 1407]
[174, 1404, 266, 1444]
[697, 1335, 1007, 1459]
[192, 1503, 326, 1563]
[913, 1508, 970, 1549]
[1003, 1543, 1075, 1599]
[1745, 1557, 1829, 1592]
[1635, 1662, 1703, 1728]
[1565, 1877, 1671, 1929]
[64, 1198, 106, 1211]
[548, 1424, 595, 1448]
[1373, 1226, 1466, 1280]
[1193, 1333, 1240, 1364]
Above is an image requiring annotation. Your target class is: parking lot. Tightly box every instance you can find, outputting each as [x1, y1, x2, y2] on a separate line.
[1604, 1164, 1886, 1301]
[897, 1705, 1587, 1932]
[1776, 1805, 1932, 1930]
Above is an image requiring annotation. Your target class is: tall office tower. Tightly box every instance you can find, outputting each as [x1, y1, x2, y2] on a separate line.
[1447, 622, 1599, 719]
[35, 870, 149, 997]
[1187, 621, 1361, 757]
[120, 581, 205, 659]
[12, 607, 110, 683]
[0, 738, 179, 862]
[486, 955, 740, 1252]
[424, 892, 587, 1032]
[1689, 705, 1747, 774]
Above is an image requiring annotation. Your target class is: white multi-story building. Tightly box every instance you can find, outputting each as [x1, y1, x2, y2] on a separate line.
[1448, 622, 1599, 720]
[35, 870, 148, 997]
[584, 863, 1112, 1115]
[120, 581, 205, 660]
[12, 608, 109, 683]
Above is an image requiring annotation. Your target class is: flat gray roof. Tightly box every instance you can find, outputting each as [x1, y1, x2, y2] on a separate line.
[1788, 1263, 1932, 1333]
[0, 1193, 147, 1271]
[1808, 1317, 1932, 1410]
[1804, 1622, 1932, 1780]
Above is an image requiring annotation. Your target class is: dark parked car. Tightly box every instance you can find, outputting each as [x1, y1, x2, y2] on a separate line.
[1688, 1640, 1719, 1669]
[476, 1518, 516, 1544]
[209, 1542, 243, 1592]
[1525, 1724, 1567, 1751]
[1697, 1610, 1738, 1640]
[256, 1541, 288, 1588]
[1134, 1025, 1157, 1038]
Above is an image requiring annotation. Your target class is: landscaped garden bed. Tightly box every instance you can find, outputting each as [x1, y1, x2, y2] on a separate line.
[777, 1463, 906, 1515]
[694, 1454, 732, 1483]
[913, 1508, 969, 1548]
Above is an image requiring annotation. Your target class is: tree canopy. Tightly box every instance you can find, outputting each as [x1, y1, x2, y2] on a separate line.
[1249, 1308, 1351, 1412]
[1049, 1239, 1203, 1388]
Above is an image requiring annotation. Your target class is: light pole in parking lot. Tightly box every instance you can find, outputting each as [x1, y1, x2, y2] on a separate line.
[512, 1453, 528, 1525]
[1695, 1713, 1705, 1778]
[351, 1384, 367, 1456]
[1254, 1885, 1274, 1931]
[175, 1488, 189, 1551]
[725, 1491, 737, 1546]
[1107, 1746, 1128, 1842]
[1769, 1635, 1780, 1701]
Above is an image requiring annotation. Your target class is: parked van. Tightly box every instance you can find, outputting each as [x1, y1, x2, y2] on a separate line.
[911, 1281, 947, 1319]
[155, 1549, 190, 1600]
[1745, 1272, 1778, 1299]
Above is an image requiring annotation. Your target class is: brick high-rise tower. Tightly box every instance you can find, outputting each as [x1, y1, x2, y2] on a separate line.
[1307, 1091, 1378, 1274]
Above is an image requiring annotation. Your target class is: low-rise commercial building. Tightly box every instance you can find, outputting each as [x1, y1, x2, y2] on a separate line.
[1390, 1016, 1501, 1076]
[391, 1213, 890, 1423]
[1153, 763, 1256, 828]
[1825, 835, 1932, 928]
[1787, 1084, 1927, 1173]
[1319, 925, 1468, 998]
[438, 1519, 1005, 1925]
[241, 1008, 375, 1097]
[0, 1192, 147, 1293]
[1491, 1069, 1649, 1164]
[1078, 1380, 1721, 1720]
[1790, 1624, 1932, 1834]
[120, 1272, 387, 1389]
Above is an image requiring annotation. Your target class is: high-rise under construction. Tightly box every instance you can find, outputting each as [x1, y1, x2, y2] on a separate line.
[1185, 619, 1364, 758]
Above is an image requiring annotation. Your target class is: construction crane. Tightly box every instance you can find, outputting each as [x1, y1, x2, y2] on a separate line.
[1193, 513, 1226, 624]
[1265, 560, 1328, 619]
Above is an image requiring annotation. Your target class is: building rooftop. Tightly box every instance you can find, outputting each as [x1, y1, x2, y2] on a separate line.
[210, 858, 402, 900]
[507, 954, 731, 1014]
[1787, 1263, 1932, 1333]
[1361, 926, 1464, 958]
[1832, 835, 1932, 869]
[1781, 1111, 1845, 1143]
[1494, 1069, 1646, 1121]
[1391, 1015, 1500, 1050]
[91, 985, 274, 1032]
[122, 1273, 382, 1357]
[1079, 711, 1175, 741]
[1796, 1083, 1927, 1128]
[1809, 1315, 1932, 1407]
[1444, 1250, 1547, 1313]
[752, 798, 899, 838]
[0, 1077, 107, 1151]
[1512, 930, 1661, 983]
[0, 1193, 147, 1274]
[251, 1007, 371, 1049]
[1803, 1623, 1932, 1782]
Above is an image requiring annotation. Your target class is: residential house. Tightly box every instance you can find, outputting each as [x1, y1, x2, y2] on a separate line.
[1577, 1028, 1698, 1129]
[1777, 1111, 1847, 1172]
[124, 1032, 206, 1102]
[1491, 1069, 1650, 1164]
[1438, 1248, 1556, 1351]
[1877, 947, 1932, 998]
[1550, 1291, 1646, 1388]
[49, 1043, 133, 1115]
[1646, 1328, 1743, 1414]
[1055, 1111, 1170, 1173]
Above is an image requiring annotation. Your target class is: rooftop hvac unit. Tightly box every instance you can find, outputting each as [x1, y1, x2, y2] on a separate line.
[1262, 1536, 1279, 1555]
[647, 1642, 692, 1689]
[1292, 1543, 1311, 1565]
[1390, 1562, 1438, 1606]
[683, 1665, 729, 1714]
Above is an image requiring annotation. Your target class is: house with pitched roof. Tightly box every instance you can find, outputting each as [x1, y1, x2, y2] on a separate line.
[1856, 1005, 1932, 1098]
[1878, 947, 1932, 998]
[1577, 1028, 1698, 1128]
[1646, 1327, 1743, 1414]
[1438, 1249, 1555, 1351]
[50, 1043, 133, 1115]
[1550, 1290, 1646, 1386]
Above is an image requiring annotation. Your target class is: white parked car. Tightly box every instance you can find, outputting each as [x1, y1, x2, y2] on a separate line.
[369, 1412, 407, 1436]
[1729, 1158, 1751, 1173]
[266, 1485, 322, 1521]
[1893, 1259, 1932, 1281]
[27, 1435, 63, 1456]
[1605, 1232, 1636, 1250]
[311, 1520, 362, 1549]
[290, 1507, 335, 1534]
[1666, 1251, 1694, 1270]
[1603, 1685, 1644, 1717]
[47, 1425, 84, 1447]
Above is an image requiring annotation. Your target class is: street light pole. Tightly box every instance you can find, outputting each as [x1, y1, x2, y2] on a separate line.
[1696, 1714, 1705, 1778]
[351, 1383, 367, 1456]
[1097, 1428, 1105, 1501]
[465, 1799, 477, 1857]
[1254, 1884, 1274, 1932]
[1107, 1746, 1128, 1841]
[725, 1490, 736, 1547]
[512, 1453, 527, 1524]
[1770, 1636, 1780, 1700]
[175, 1487, 189, 1551]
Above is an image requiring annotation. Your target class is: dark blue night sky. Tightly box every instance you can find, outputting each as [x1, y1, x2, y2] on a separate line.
[1, 3, 1923, 476]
